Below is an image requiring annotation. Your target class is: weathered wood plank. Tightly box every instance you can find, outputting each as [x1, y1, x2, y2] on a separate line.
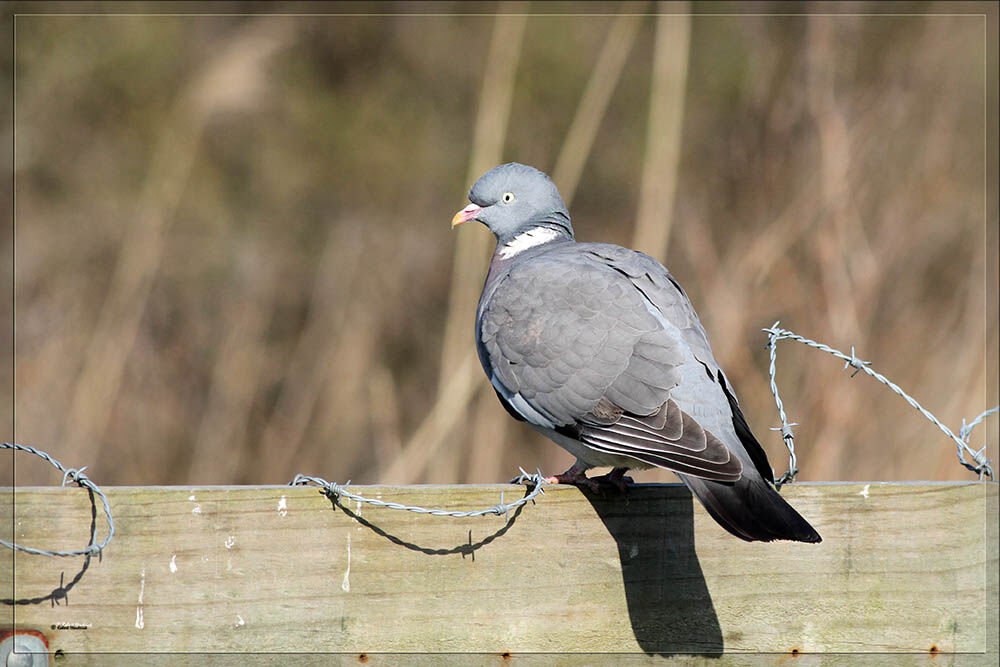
[2, 483, 997, 661]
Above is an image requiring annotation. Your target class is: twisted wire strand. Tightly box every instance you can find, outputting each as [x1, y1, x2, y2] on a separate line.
[290, 468, 548, 520]
[763, 322, 996, 484]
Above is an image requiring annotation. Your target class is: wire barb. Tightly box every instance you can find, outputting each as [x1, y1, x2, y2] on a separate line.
[762, 324, 997, 483]
[1, 443, 116, 558]
[61, 466, 89, 487]
[289, 468, 548, 519]
[769, 422, 799, 489]
[842, 346, 871, 378]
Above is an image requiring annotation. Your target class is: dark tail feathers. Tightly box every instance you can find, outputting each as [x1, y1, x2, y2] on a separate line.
[678, 473, 822, 543]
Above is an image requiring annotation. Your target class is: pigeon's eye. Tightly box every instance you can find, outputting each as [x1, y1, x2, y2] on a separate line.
[502, 192, 515, 204]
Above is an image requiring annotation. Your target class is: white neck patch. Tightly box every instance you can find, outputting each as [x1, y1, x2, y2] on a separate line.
[499, 226, 560, 259]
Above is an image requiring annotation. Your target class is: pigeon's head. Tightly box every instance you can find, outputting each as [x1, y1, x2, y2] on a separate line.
[451, 163, 573, 241]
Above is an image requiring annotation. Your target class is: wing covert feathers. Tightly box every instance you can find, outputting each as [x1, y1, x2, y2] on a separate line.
[580, 400, 743, 483]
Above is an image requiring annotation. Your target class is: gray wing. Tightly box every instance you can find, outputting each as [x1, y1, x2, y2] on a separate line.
[582, 243, 776, 484]
[585, 244, 820, 542]
[478, 245, 742, 482]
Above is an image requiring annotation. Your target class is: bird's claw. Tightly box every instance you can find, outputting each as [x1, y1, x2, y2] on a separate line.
[587, 469, 634, 496]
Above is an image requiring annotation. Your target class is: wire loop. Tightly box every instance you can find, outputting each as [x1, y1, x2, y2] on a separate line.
[1, 443, 115, 557]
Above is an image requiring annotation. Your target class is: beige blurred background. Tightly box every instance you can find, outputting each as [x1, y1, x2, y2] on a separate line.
[3, 2, 998, 488]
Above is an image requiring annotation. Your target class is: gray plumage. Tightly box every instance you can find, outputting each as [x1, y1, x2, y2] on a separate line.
[453, 162, 821, 543]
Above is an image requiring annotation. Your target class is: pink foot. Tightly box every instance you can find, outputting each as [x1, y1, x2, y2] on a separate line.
[544, 461, 602, 492]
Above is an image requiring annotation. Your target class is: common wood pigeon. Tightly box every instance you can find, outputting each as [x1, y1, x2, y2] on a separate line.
[452, 162, 821, 543]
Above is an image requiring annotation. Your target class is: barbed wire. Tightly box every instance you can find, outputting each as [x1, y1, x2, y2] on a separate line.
[6, 324, 992, 559]
[1, 442, 115, 557]
[290, 468, 548, 521]
[763, 322, 997, 486]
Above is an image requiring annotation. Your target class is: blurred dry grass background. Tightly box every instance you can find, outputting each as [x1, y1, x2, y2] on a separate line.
[3, 2, 997, 488]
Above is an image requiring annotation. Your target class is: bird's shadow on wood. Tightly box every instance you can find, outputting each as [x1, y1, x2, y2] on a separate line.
[581, 483, 724, 658]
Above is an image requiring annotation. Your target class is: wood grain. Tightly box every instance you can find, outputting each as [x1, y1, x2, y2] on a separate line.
[2, 483, 996, 661]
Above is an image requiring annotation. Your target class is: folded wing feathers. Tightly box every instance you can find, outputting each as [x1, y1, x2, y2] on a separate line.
[618, 399, 681, 437]
[584, 438, 741, 482]
[482, 247, 743, 484]
[581, 398, 742, 482]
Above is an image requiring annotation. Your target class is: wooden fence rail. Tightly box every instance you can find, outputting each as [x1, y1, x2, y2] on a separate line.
[2, 482, 997, 663]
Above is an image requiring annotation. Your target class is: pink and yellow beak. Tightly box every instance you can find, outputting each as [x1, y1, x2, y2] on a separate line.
[451, 203, 482, 228]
